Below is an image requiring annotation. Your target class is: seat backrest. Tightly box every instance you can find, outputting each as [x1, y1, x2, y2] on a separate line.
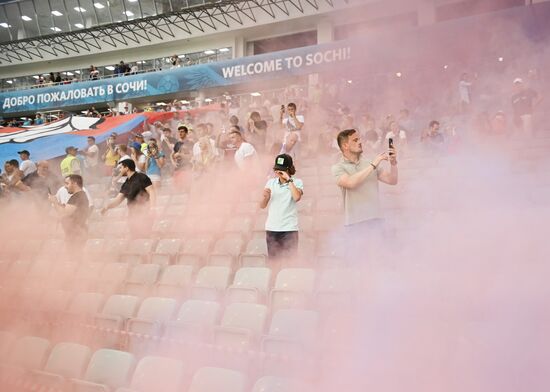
[136, 297, 177, 322]
[155, 239, 182, 255]
[158, 265, 193, 286]
[268, 309, 319, 345]
[84, 349, 136, 389]
[11, 336, 51, 370]
[181, 238, 212, 256]
[68, 292, 105, 315]
[274, 269, 316, 292]
[100, 263, 129, 282]
[0, 331, 17, 358]
[232, 268, 271, 294]
[213, 237, 244, 257]
[40, 290, 71, 312]
[44, 342, 92, 379]
[318, 269, 356, 292]
[175, 300, 220, 325]
[127, 264, 161, 285]
[195, 266, 231, 290]
[252, 376, 311, 392]
[128, 238, 156, 254]
[188, 367, 246, 392]
[221, 303, 268, 335]
[84, 238, 106, 254]
[101, 295, 139, 319]
[130, 356, 185, 392]
[244, 239, 268, 255]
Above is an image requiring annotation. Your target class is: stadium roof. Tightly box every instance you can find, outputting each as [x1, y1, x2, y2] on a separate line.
[0, 0, 349, 64]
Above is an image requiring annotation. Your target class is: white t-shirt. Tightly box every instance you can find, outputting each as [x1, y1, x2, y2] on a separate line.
[135, 155, 147, 173]
[20, 160, 37, 176]
[234, 142, 256, 169]
[282, 115, 305, 132]
[264, 177, 304, 232]
[86, 145, 99, 167]
[385, 130, 407, 141]
[192, 138, 218, 159]
[56, 186, 93, 207]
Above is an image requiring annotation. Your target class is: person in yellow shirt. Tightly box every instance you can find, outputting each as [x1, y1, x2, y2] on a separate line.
[102, 135, 120, 176]
[60, 146, 81, 177]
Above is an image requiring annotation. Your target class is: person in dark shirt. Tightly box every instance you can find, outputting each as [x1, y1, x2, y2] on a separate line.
[511, 78, 541, 137]
[101, 159, 156, 237]
[49, 174, 89, 250]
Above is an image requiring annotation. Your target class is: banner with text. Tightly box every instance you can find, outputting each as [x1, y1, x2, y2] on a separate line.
[0, 41, 353, 115]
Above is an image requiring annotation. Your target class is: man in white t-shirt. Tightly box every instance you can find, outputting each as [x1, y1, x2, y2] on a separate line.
[82, 136, 99, 177]
[56, 183, 94, 208]
[229, 130, 257, 170]
[18, 150, 37, 177]
[280, 102, 304, 133]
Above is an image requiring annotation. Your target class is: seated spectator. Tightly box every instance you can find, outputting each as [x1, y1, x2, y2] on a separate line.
[130, 64, 139, 74]
[18, 150, 37, 177]
[385, 121, 407, 147]
[421, 120, 445, 145]
[54, 72, 62, 84]
[0, 159, 24, 193]
[229, 130, 257, 170]
[21, 161, 61, 196]
[22, 118, 33, 126]
[490, 111, 508, 136]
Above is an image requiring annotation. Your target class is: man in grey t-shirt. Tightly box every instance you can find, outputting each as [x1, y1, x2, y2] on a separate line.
[332, 128, 398, 230]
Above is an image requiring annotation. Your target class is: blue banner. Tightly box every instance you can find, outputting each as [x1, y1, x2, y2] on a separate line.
[0, 41, 353, 115]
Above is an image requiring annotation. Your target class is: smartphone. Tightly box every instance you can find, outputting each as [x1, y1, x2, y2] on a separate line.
[388, 138, 394, 156]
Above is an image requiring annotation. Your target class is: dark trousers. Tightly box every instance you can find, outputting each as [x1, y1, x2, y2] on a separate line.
[266, 231, 299, 260]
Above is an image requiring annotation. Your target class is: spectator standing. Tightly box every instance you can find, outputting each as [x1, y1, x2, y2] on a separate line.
[101, 159, 156, 238]
[247, 111, 268, 152]
[82, 136, 99, 178]
[260, 154, 303, 261]
[34, 113, 44, 125]
[144, 141, 166, 188]
[102, 136, 120, 175]
[332, 129, 398, 230]
[49, 174, 90, 250]
[1, 159, 24, 194]
[192, 136, 218, 173]
[280, 102, 304, 133]
[130, 142, 147, 173]
[60, 146, 81, 177]
[384, 121, 407, 147]
[89, 65, 99, 80]
[18, 150, 37, 177]
[511, 78, 541, 137]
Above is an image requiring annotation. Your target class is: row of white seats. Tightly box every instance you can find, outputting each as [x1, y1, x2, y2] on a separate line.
[1, 265, 356, 314]
[0, 334, 311, 392]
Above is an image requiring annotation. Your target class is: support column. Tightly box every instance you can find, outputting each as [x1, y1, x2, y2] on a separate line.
[417, 0, 436, 26]
[317, 18, 334, 44]
[233, 36, 246, 59]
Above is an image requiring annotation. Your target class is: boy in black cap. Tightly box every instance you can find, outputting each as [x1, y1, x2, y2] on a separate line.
[260, 154, 303, 261]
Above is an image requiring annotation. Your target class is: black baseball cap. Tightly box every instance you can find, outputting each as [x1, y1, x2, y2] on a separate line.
[273, 154, 293, 171]
[17, 150, 30, 156]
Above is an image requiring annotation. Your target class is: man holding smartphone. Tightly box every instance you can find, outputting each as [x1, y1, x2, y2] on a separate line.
[332, 128, 398, 233]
